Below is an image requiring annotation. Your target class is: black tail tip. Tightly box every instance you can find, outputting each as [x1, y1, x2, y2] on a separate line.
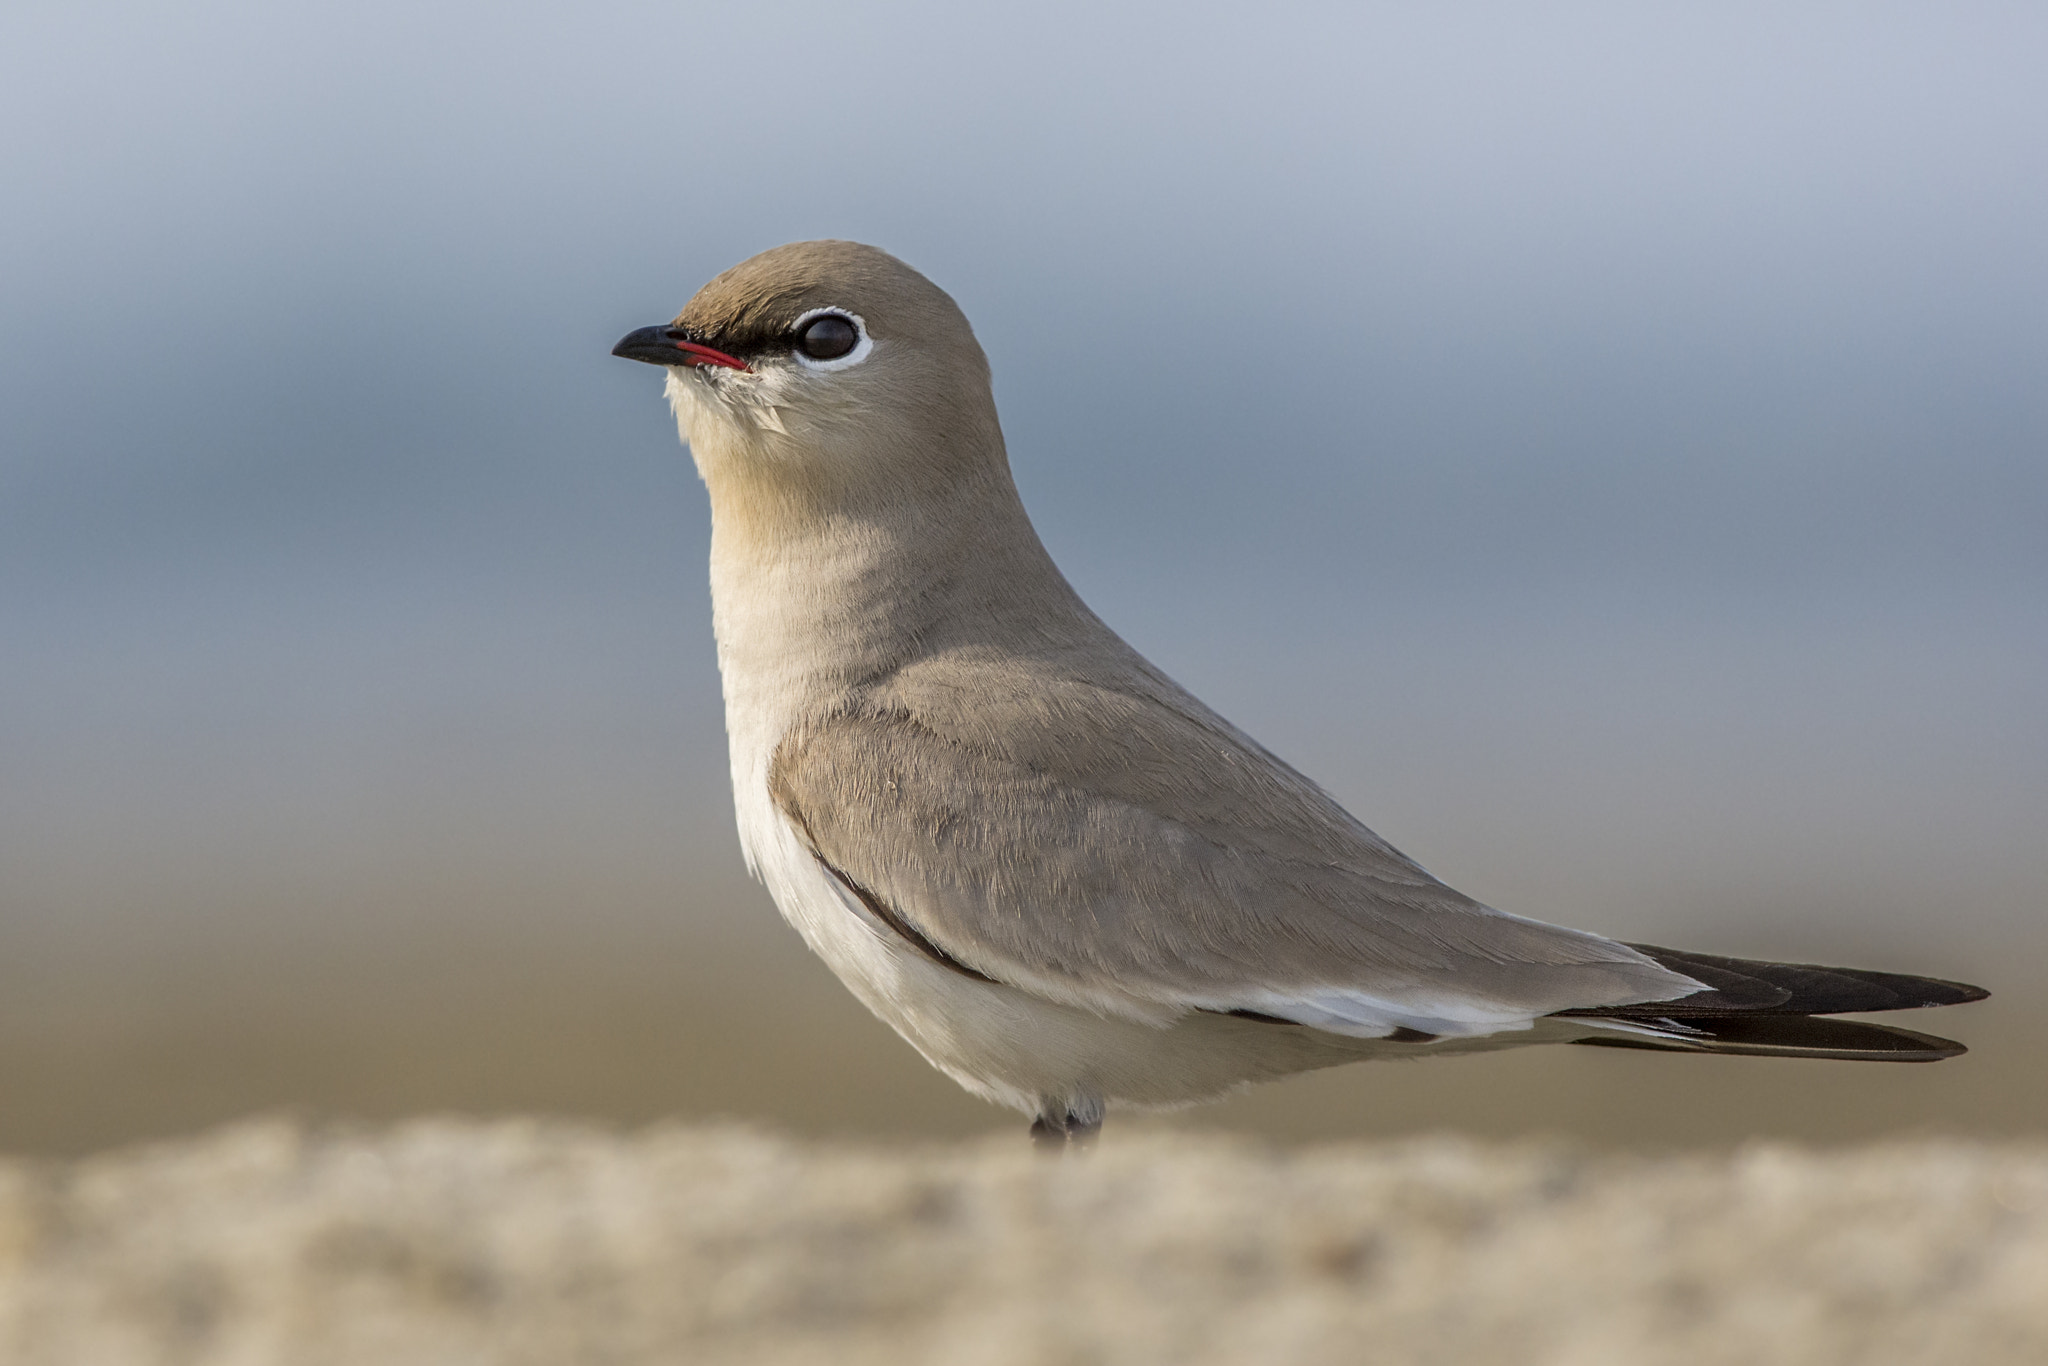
[1937, 979, 1992, 1006]
[1573, 1012, 1972, 1062]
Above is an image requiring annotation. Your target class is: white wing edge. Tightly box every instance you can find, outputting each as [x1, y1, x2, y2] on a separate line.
[1178, 980, 1712, 1042]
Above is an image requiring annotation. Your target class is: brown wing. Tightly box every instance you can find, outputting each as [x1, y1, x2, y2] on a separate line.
[769, 650, 1699, 1035]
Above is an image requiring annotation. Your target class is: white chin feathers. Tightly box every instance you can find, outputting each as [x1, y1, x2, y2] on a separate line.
[666, 366, 789, 443]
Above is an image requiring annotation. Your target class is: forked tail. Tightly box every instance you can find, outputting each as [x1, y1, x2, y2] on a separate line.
[1556, 944, 1989, 1061]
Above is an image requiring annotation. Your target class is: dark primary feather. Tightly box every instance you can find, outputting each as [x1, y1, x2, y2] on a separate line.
[1554, 944, 1988, 1061]
[1570, 1015, 1971, 1061]
[1566, 944, 1990, 1017]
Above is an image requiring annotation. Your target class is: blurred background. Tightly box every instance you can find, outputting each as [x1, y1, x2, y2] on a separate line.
[1, 1, 2041, 1155]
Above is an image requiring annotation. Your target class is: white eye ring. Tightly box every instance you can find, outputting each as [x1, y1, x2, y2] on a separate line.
[790, 307, 873, 372]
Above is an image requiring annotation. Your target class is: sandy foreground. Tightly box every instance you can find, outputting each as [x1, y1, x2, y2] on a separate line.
[0, 1119, 2041, 1366]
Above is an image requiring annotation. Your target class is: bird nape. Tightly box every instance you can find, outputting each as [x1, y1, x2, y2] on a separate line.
[612, 239, 1988, 1149]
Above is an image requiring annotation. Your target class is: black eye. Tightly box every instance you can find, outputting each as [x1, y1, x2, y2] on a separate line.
[795, 313, 859, 361]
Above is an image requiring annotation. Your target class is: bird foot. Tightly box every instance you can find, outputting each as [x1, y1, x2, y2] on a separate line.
[1029, 1102, 1103, 1153]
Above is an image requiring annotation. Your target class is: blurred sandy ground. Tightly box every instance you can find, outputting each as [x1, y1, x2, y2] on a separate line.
[1, 1119, 2044, 1365]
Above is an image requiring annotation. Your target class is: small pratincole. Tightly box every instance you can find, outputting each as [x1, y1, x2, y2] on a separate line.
[612, 240, 1987, 1148]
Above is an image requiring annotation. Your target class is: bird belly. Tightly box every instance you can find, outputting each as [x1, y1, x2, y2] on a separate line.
[734, 779, 1389, 1115]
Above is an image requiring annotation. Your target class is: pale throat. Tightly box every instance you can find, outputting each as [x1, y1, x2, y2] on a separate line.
[700, 479, 957, 729]
[685, 405, 1067, 733]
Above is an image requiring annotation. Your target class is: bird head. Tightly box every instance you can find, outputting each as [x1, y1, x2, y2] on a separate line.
[613, 241, 1007, 515]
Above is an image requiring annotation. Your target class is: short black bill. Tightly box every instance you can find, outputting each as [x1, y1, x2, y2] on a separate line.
[611, 325, 749, 371]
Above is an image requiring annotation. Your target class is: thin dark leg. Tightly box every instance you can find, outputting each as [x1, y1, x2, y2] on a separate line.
[1029, 1104, 1105, 1153]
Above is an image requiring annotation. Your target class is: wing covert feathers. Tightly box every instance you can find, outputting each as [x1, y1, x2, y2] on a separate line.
[767, 660, 1703, 1032]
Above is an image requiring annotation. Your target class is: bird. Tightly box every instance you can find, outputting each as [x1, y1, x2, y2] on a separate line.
[611, 240, 1988, 1149]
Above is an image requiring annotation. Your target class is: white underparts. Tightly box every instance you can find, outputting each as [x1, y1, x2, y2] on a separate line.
[1189, 989, 1542, 1040]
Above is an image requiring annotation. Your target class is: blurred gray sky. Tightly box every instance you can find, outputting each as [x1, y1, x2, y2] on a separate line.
[1, 2, 2042, 1149]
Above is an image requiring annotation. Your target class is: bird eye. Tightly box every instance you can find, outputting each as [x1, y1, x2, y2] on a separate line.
[794, 312, 860, 361]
